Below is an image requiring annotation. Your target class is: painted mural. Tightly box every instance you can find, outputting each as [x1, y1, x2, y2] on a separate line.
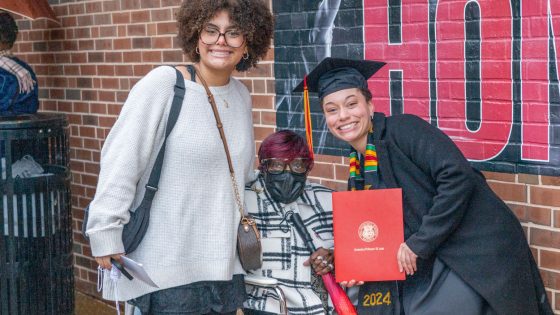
[273, 0, 560, 175]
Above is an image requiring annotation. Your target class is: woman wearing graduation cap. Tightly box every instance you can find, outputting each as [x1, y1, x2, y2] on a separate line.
[294, 58, 553, 315]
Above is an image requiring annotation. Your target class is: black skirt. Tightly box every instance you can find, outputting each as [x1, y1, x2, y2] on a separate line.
[129, 275, 246, 315]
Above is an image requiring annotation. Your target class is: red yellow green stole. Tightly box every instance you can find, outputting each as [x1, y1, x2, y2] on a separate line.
[348, 130, 378, 191]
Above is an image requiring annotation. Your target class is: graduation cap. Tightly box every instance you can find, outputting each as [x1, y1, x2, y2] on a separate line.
[293, 58, 385, 156]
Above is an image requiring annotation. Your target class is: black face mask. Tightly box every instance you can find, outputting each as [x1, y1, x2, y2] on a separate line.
[263, 171, 307, 204]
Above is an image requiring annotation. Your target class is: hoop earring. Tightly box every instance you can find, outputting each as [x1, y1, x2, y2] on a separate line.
[243, 51, 249, 60]
[196, 47, 200, 54]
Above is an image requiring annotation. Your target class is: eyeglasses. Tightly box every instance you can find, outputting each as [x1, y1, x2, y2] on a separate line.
[200, 27, 245, 48]
[261, 158, 309, 175]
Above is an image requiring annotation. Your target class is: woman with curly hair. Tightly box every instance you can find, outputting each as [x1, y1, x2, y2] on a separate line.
[85, 1, 273, 314]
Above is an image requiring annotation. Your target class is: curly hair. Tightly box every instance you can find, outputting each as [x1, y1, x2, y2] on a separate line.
[177, 0, 274, 72]
[0, 11, 18, 49]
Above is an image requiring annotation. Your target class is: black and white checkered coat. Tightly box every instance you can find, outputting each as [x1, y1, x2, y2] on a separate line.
[243, 174, 335, 315]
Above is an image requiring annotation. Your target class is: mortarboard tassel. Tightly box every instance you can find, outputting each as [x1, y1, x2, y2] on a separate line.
[303, 76, 314, 159]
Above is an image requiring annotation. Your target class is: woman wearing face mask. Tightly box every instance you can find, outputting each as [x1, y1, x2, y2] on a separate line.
[85, 1, 273, 314]
[243, 130, 337, 315]
[294, 58, 553, 315]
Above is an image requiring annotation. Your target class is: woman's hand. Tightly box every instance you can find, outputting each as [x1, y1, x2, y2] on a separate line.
[304, 247, 334, 275]
[397, 242, 418, 275]
[95, 253, 124, 270]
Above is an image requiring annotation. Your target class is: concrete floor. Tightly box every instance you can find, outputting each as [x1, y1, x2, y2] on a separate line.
[74, 292, 245, 315]
[75, 291, 120, 315]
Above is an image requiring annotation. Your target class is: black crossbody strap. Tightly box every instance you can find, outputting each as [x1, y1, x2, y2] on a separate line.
[142, 66, 185, 199]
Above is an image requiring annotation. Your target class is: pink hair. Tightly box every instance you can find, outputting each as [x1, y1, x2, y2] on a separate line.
[258, 130, 314, 172]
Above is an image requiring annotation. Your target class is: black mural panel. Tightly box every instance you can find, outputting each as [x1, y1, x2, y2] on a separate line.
[274, 0, 363, 156]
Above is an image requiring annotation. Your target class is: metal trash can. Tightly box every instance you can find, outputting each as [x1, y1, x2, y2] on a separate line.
[0, 114, 73, 315]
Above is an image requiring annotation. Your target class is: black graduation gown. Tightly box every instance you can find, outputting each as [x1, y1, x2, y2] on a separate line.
[369, 112, 552, 315]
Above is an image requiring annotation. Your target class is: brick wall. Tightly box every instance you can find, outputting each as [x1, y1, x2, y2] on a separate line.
[7, 0, 560, 313]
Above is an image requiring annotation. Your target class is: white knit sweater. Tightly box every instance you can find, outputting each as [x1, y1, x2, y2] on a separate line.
[86, 66, 255, 301]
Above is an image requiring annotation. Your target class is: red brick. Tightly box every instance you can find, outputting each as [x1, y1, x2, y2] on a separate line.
[95, 39, 113, 50]
[68, 3, 85, 15]
[162, 50, 183, 63]
[84, 162, 100, 174]
[487, 181, 527, 202]
[318, 179, 346, 192]
[141, 0, 161, 9]
[260, 111, 276, 125]
[508, 204, 552, 226]
[101, 78, 120, 89]
[530, 228, 560, 250]
[540, 250, 560, 270]
[518, 173, 540, 185]
[94, 13, 112, 25]
[309, 162, 334, 179]
[85, 2, 102, 13]
[103, 0, 120, 12]
[79, 126, 96, 138]
[315, 154, 345, 164]
[555, 210, 560, 228]
[251, 111, 260, 124]
[81, 174, 99, 187]
[482, 171, 516, 182]
[253, 79, 266, 93]
[153, 37, 173, 49]
[133, 64, 153, 76]
[131, 10, 150, 23]
[98, 65, 115, 76]
[266, 79, 275, 94]
[246, 64, 273, 77]
[147, 23, 158, 36]
[253, 126, 275, 141]
[122, 0, 141, 10]
[83, 139, 101, 151]
[157, 22, 177, 35]
[99, 116, 117, 128]
[542, 175, 560, 186]
[123, 51, 142, 62]
[75, 149, 93, 161]
[108, 104, 123, 116]
[98, 91, 116, 102]
[77, 15, 94, 27]
[531, 186, 560, 207]
[335, 164, 349, 181]
[112, 12, 130, 24]
[127, 24, 146, 36]
[251, 95, 274, 110]
[81, 65, 97, 75]
[151, 8, 172, 21]
[142, 51, 162, 63]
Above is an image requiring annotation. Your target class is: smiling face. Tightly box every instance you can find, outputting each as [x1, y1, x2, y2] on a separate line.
[322, 88, 374, 153]
[197, 10, 246, 75]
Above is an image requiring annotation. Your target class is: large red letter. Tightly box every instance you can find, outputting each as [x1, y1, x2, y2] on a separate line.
[521, 0, 559, 162]
[364, 0, 430, 119]
[436, 0, 513, 161]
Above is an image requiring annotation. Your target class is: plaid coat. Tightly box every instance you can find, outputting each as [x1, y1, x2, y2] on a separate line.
[244, 174, 335, 315]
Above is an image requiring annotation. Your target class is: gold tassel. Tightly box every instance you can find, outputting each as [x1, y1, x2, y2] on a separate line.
[303, 76, 314, 159]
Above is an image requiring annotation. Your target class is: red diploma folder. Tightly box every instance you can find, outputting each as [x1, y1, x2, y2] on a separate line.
[332, 188, 405, 282]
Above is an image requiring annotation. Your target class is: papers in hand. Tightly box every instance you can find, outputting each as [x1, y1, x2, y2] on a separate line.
[120, 256, 159, 288]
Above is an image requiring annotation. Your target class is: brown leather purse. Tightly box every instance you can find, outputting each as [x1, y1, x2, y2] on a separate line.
[194, 65, 262, 271]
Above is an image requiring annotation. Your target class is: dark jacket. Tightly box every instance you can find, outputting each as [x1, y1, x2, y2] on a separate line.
[0, 57, 39, 115]
[370, 112, 552, 315]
